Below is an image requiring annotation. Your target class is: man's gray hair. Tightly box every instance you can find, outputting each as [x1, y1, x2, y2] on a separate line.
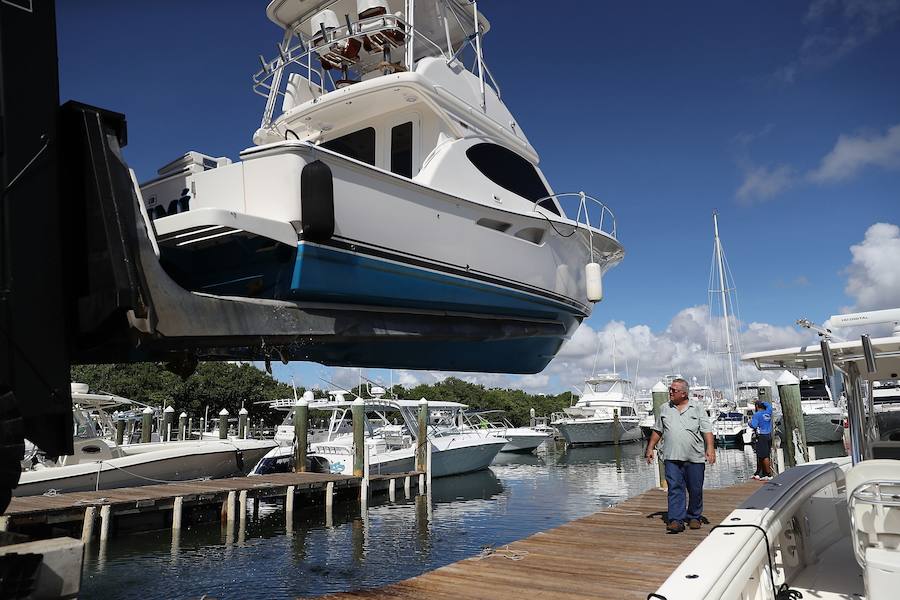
[671, 377, 690, 394]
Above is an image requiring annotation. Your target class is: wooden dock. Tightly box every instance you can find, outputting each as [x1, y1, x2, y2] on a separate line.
[0, 471, 424, 540]
[319, 481, 761, 600]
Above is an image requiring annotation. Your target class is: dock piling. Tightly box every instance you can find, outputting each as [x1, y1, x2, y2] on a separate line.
[225, 490, 236, 522]
[416, 399, 428, 473]
[163, 405, 175, 442]
[218, 409, 229, 440]
[777, 370, 808, 467]
[389, 477, 396, 502]
[238, 407, 248, 439]
[99, 505, 111, 541]
[239, 490, 248, 526]
[172, 496, 183, 530]
[404, 475, 411, 498]
[81, 506, 96, 543]
[178, 412, 187, 441]
[613, 409, 620, 444]
[651, 381, 668, 488]
[141, 407, 153, 443]
[115, 419, 125, 445]
[294, 393, 310, 472]
[352, 398, 365, 477]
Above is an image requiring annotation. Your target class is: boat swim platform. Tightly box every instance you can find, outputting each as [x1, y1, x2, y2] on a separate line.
[0, 471, 425, 538]
[318, 481, 761, 600]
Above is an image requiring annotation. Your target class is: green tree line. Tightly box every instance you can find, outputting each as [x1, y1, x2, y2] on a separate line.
[72, 363, 575, 427]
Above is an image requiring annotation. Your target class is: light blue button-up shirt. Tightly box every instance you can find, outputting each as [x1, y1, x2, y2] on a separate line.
[652, 399, 712, 463]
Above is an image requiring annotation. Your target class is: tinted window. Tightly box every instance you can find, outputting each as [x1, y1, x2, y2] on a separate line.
[390, 122, 413, 178]
[321, 128, 375, 165]
[465, 143, 557, 214]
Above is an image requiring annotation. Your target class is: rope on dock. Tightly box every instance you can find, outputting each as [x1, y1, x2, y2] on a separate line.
[473, 544, 529, 561]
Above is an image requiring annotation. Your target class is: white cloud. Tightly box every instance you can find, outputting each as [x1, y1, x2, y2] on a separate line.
[776, 0, 900, 83]
[843, 223, 900, 311]
[808, 124, 900, 183]
[735, 163, 795, 203]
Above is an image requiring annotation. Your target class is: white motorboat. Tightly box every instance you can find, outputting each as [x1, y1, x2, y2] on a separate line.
[17, 397, 275, 496]
[710, 409, 747, 447]
[138, 1, 624, 374]
[653, 309, 900, 600]
[799, 376, 844, 443]
[551, 373, 642, 446]
[251, 396, 506, 477]
[461, 410, 552, 453]
[873, 380, 900, 440]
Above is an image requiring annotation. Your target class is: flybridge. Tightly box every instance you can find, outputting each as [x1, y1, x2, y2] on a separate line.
[253, 0, 498, 137]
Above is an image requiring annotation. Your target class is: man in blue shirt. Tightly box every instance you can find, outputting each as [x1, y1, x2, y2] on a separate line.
[749, 400, 774, 480]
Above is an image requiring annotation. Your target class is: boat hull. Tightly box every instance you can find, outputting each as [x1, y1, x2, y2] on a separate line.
[147, 145, 623, 373]
[16, 440, 275, 496]
[802, 412, 844, 443]
[554, 419, 643, 446]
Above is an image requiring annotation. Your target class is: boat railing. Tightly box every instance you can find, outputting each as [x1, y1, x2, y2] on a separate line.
[533, 192, 617, 240]
[253, 13, 500, 130]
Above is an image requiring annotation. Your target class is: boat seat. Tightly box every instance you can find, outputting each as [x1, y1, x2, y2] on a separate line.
[282, 73, 316, 113]
[310, 9, 361, 71]
[357, 1, 405, 53]
[846, 459, 900, 600]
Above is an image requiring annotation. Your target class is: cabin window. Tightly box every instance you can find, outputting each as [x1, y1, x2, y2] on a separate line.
[321, 127, 376, 165]
[390, 122, 413, 178]
[465, 143, 559, 215]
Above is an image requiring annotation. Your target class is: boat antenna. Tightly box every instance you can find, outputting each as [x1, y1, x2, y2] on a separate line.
[291, 376, 299, 402]
[317, 376, 357, 398]
[591, 335, 602, 377]
[612, 333, 617, 375]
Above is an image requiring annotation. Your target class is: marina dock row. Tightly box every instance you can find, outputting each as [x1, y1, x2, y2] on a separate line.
[0, 471, 425, 541]
[318, 480, 762, 600]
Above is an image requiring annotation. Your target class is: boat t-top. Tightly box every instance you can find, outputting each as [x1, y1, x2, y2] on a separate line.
[139, 0, 624, 374]
[251, 394, 507, 477]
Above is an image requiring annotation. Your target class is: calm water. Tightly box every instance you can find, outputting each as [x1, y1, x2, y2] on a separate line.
[80, 441, 844, 598]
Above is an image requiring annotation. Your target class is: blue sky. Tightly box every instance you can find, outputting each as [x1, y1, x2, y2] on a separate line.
[56, 1, 899, 393]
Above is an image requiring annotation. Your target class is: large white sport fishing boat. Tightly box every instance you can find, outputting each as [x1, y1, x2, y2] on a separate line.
[138, 1, 624, 374]
[652, 308, 900, 600]
[551, 373, 642, 446]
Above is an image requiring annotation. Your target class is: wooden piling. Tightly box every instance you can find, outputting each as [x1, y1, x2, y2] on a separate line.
[225, 490, 236, 522]
[286, 485, 296, 516]
[416, 399, 428, 473]
[404, 475, 411, 498]
[141, 407, 153, 443]
[612, 409, 620, 444]
[777, 370, 808, 467]
[163, 405, 175, 442]
[179, 412, 188, 441]
[238, 407, 248, 440]
[239, 490, 248, 526]
[219, 409, 229, 440]
[81, 506, 96, 543]
[115, 419, 125, 445]
[294, 395, 310, 473]
[651, 381, 668, 488]
[389, 478, 396, 502]
[99, 505, 111, 541]
[172, 496, 183, 530]
[352, 398, 365, 477]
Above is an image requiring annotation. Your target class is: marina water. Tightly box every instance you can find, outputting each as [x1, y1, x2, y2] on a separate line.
[81, 442, 845, 598]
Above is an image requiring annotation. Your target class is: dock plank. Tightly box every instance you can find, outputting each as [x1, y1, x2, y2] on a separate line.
[318, 481, 760, 600]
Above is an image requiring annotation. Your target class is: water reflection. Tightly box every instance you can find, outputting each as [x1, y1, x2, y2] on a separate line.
[81, 441, 840, 599]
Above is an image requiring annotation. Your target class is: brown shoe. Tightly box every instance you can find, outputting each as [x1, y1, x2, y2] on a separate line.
[688, 519, 702, 530]
[666, 520, 685, 534]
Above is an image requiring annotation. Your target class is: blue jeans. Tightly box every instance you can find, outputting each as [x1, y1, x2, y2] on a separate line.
[664, 460, 705, 523]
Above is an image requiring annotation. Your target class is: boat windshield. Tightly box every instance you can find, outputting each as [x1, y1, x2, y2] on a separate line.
[586, 381, 619, 394]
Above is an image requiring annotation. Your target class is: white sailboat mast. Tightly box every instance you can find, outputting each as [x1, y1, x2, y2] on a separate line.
[713, 211, 737, 403]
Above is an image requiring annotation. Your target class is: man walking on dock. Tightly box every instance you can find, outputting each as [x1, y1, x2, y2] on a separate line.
[644, 378, 715, 533]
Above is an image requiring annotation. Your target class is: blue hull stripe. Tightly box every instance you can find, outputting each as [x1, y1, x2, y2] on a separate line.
[291, 242, 583, 323]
